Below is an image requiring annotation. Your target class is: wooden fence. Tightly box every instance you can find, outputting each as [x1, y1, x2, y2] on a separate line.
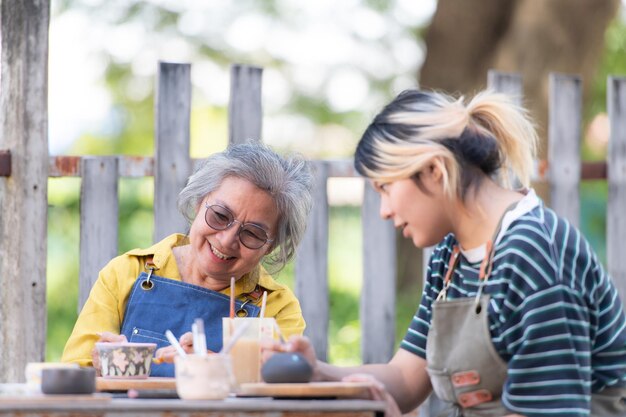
[2, 5, 626, 416]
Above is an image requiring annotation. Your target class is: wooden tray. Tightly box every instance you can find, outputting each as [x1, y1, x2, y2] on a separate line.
[237, 382, 372, 398]
[96, 377, 176, 391]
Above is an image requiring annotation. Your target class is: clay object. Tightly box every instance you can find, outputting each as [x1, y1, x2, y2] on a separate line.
[41, 367, 96, 394]
[261, 353, 313, 383]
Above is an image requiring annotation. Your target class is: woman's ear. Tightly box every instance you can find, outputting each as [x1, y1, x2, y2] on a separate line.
[424, 158, 445, 184]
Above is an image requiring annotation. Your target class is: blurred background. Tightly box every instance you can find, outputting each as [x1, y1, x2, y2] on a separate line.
[47, 0, 626, 364]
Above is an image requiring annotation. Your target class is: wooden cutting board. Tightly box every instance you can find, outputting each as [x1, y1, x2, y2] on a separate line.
[237, 382, 372, 398]
[96, 377, 176, 391]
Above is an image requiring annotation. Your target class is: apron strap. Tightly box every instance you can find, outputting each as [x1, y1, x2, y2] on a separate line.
[141, 257, 158, 290]
[473, 201, 519, 311]
[436, 246, 461, 302]
[437, 200, 520, 304]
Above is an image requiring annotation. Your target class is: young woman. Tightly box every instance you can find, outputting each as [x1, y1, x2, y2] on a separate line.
[269, 90, 626, 417]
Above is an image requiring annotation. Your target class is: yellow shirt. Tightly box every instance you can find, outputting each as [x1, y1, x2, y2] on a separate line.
[62, 234, 305, 366]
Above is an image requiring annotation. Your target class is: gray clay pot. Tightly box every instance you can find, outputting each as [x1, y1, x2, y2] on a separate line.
[261, 352, 313, 383]
[41, 367, 96, 395]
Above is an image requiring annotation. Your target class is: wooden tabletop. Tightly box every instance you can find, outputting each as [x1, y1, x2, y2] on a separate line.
[0, 397, 385, 417]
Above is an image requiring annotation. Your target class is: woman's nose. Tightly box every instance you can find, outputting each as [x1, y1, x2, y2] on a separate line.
[379, 195, 393, 220]
[217, 224, 240, 249]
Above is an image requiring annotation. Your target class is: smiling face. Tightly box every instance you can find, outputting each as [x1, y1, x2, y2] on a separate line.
[375, 166, 453, 248]
[186, 176, 279, 288]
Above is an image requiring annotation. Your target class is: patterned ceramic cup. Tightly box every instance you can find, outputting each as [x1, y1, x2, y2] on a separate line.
[95, 342, 157, 379]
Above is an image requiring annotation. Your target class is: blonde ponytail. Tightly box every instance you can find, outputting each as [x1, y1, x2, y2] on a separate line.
[466, 91, 538, 188]
[355, 89, 539, 203]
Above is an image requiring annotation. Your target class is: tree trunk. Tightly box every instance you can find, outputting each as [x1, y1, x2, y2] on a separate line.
[398, 0, 620, 294]
[421, 0, 620, 157]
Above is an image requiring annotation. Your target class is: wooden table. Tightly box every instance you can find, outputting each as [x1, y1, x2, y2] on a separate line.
[0, 397, 386, 417]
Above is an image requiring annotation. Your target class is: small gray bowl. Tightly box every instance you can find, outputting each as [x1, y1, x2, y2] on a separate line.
[41, 367, 96, 395]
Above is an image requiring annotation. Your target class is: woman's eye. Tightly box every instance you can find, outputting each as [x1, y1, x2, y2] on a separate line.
[214, 212, 230, 222]
[241, 229, 262, 240]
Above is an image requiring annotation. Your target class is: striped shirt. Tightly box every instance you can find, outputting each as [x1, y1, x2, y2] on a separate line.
[401, 199, 626, 416]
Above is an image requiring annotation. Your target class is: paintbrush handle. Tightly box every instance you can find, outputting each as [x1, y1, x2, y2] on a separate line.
[194, 318, 207, 356]
[165, 330, 187, 357]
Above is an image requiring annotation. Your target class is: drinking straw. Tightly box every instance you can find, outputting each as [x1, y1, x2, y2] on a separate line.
[219, 320, 252, 354]
[229, 276, 235, 319]
[259, 291, 268, 318]
[194, 318, 207, 356]
[165, 330, 187, 357]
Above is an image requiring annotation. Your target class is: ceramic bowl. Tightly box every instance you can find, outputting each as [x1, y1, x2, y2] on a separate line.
[25, 362, 80, 391]
[41, 367, 96, 394]
[95, 342, 157, 379]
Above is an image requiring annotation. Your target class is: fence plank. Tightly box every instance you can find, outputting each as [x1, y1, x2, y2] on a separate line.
[361, 184, 396, 363]
[229, 65, 263, 145]
[487, 71, 526, 189]
[79, 158, 119, 311]
[607, 77, 626, 306]
[0, 0, 49, 382]
[295, 161, 330, 361]
[548, 73, 582, 227]
[487, 71, 523, 104]
[154, 62, 192, 242]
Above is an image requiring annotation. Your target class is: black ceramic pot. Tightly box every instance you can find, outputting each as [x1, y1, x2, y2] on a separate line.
[41, 367, 96, 395]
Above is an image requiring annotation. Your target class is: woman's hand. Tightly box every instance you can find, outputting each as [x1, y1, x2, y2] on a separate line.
[343, 373, 401, 417]
[154, 331, 195, 363]
[91, 331, 127, 376]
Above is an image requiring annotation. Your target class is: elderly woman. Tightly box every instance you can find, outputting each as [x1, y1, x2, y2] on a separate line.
[62, 142, 313, 377]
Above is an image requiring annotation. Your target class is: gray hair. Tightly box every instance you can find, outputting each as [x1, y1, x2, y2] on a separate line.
[178, 142, 313, 271]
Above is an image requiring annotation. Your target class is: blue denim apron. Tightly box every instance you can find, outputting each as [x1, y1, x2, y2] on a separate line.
[120, 271, 260, 377]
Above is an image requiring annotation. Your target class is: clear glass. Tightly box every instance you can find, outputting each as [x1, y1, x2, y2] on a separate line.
[174, 354, 234, 400]
[222, 317, 276, 385]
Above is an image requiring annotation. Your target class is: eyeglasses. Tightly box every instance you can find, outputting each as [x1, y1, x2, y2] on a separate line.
[204, 204, 274, 250]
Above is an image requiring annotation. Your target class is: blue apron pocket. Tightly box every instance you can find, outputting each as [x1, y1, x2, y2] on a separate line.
[128, 327, 169, 349]
[129, 327, 175, 377]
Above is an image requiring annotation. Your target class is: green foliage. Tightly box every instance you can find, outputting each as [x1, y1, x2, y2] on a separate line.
[328, 206, 362, 365]
[579, 14, 626, 267]
[45, 0, 626, 366]
[590, 17, 626, 119]
[118, 178, 155, 252]
[46, 178, 80, 360]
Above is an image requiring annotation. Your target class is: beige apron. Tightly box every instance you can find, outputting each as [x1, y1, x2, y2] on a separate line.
[425, 238, 626, 416]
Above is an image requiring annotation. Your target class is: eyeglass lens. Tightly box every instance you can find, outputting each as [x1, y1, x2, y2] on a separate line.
[205, 205, 269, 249]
